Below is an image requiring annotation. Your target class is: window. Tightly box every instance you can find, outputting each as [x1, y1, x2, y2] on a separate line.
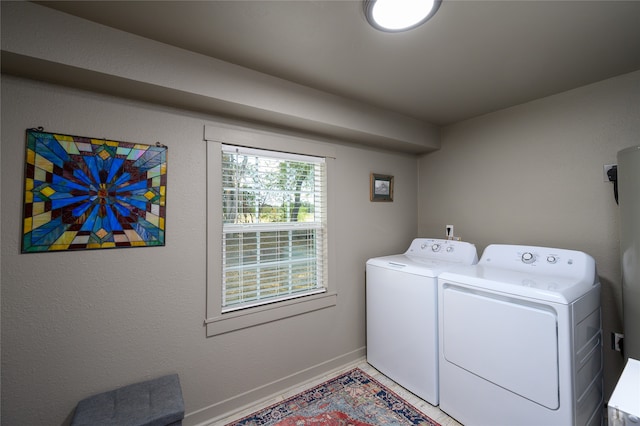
[221, 145, 326, 311]
[204, 123, 336, 337]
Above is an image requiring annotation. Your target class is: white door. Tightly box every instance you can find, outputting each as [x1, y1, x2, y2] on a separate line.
[618, 145, 640, 360]
[441, 285, 559, 409]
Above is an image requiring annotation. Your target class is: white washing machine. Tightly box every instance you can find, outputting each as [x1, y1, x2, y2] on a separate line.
[366, 238, 478, 405]
[438, 244, 603, 426]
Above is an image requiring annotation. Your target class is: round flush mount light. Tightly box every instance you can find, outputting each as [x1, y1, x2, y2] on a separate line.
[364, 0, 441, 32]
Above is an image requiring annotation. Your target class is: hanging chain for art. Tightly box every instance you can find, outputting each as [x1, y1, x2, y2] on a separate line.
[21, 128, 168, 252]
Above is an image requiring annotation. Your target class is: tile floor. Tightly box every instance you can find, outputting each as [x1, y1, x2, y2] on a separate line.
[214, 359, 462, 426]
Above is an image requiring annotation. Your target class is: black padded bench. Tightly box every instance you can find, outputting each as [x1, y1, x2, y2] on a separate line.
[71, 374, 184, 426]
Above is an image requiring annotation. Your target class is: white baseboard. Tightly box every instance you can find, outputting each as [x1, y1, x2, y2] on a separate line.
[185, 347, 366, 426]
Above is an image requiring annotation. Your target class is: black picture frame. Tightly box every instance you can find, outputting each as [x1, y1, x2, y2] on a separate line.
[370, 173, 394, 202]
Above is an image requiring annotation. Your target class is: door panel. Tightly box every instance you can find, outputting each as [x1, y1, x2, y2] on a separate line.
[366, 264, 438, 403]
[442, 285, 559, 409]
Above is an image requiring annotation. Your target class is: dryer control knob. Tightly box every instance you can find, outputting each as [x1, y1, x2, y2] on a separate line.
[521, 252, 535, 264]
[546, 255, 558, 264]
[446, 246, 454, 253]
[432, 244, 441, 252]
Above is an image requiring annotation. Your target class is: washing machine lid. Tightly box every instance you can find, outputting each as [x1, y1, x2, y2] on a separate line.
[367, 238, 478, 277]
[439, 264, 598, 304]
[367, 254, 458, 277]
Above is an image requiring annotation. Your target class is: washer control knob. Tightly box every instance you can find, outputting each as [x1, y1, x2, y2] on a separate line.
[421, 244, 427, 249]
[432, 244, 441, 252]
[547, 255, 558, 264]
[521, 252, 535, 264]
[446, 246, 454, 253]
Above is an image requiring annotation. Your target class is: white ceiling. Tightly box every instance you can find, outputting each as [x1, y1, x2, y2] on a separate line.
[39, 0, 640, 126]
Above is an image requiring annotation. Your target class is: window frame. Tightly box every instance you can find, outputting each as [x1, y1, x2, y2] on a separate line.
[203, 123, 337, 337]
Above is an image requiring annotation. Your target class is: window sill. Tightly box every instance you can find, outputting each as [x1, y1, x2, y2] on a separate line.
[205, 291, 337, 337]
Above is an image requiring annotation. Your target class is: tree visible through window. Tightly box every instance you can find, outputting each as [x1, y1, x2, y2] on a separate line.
[221, 145, 326, 311]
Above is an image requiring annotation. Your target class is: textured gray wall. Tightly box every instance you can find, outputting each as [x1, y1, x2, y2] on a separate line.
[0, 76, 419, 425]
[418, 70, 640, 400]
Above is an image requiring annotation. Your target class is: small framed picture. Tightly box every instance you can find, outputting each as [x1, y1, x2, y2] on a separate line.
[370, 173, 394, 202]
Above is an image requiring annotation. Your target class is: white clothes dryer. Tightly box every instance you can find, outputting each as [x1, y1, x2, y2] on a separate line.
[366, 238, 478, 405]
[438, 244, 603, 426]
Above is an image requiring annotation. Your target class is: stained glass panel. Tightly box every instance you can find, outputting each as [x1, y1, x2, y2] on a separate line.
[21, 129, 167, 252]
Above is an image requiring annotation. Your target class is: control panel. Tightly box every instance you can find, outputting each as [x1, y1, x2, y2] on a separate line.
[479, 244, 595, 280]
[405, 238, 478, 264]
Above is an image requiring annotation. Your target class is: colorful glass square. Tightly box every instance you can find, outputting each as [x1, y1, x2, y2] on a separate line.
[21, 129, 168, 252]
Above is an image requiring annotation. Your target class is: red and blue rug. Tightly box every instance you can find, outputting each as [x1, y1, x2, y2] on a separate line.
[225, 368, 440, 426]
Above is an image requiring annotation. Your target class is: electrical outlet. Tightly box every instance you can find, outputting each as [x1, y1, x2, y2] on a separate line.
[446, 225, 454, 239]
[612, 332, 624, 351]
[604, 164, 617, 182]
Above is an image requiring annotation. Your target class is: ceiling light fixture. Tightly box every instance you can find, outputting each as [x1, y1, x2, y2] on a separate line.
[364, 0, 441, 32]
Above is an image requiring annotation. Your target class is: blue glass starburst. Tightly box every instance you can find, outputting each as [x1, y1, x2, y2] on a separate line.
[22, 129, 167, 252]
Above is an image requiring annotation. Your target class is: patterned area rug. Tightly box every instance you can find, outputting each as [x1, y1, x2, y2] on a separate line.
[225, 368, 440, 426]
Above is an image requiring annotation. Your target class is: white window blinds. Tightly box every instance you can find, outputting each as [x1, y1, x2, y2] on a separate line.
[221, 144, 327, 312]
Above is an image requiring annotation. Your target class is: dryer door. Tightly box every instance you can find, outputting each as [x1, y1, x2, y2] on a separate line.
[442, 285, 559, 409]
